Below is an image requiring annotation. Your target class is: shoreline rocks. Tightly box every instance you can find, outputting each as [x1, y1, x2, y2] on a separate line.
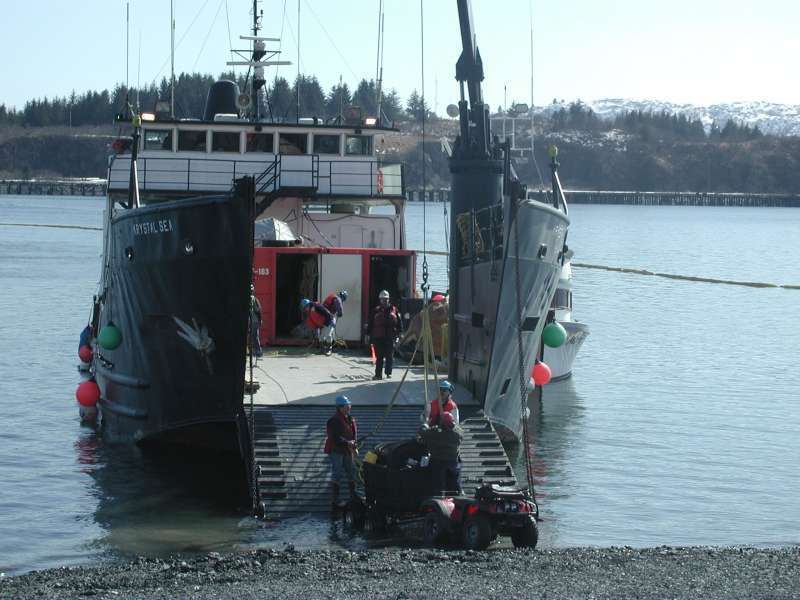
[2, 546, 799, 600]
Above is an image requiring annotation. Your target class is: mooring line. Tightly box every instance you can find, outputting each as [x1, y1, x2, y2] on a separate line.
[572, 262, 797, 290]
[0, 222, 102, 231]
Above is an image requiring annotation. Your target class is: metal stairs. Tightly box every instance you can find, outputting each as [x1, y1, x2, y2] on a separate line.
[247, 405, 517, 518]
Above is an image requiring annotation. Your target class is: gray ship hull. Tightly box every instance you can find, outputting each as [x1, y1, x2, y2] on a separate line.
[451, 199, 569, 440]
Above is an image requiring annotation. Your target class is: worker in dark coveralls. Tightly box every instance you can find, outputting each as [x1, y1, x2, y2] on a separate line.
[324, 394, 358, 508]
[249, 284, 262, 358]
[419, 411, 463, 496]
[368, 289, 402, 380]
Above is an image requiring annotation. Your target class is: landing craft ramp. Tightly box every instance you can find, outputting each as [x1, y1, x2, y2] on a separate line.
[244, 350, 517, 518]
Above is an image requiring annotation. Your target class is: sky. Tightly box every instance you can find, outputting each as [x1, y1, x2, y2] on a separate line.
[1, 0, 799, 113]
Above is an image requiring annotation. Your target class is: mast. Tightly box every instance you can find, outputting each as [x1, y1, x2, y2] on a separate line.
[126, 2, 130, 92]
[296, 0, 300, 122]
[228, 0, 290, 122]
[170, 0, 175, 119]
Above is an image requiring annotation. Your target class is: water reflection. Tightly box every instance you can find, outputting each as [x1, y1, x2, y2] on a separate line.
[505, 378, 587, 547]
[74, 431, 383, 559]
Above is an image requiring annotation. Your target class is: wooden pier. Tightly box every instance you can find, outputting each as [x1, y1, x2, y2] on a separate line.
[243, 349, 516, 518]
[0, 178, 107, 196]
[408, 188, 800, 207]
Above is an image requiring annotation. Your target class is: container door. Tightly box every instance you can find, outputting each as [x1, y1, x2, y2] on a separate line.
[319, 254, 362, 342]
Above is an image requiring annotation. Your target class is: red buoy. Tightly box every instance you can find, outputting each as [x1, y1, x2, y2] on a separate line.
[531, 361, 552, 386]
[78, 345, 93, 363]
[76, 380, 100, 407]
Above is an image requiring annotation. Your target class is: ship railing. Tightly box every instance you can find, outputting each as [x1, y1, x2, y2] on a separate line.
[108, 154, 405, 198]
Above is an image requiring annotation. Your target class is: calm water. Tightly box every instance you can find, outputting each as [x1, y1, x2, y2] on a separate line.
[1, 197, 799, 574]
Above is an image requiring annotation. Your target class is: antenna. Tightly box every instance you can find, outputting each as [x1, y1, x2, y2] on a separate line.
[375, 0, 384, 121]
[137, 30, 142, 110]
[296, 0, 301, 122]
[126, 1, 130, 91]
[170, 0, 175, 119]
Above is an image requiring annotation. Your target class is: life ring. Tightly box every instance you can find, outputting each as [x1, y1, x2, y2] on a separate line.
[377, 169, 384, 194]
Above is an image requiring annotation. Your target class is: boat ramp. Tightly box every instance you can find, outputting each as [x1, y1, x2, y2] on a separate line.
[242, 349, 516, 518]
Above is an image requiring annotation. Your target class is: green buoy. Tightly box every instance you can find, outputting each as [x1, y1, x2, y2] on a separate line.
[98, 323, 122, 350]
[542, 322, 567, 348]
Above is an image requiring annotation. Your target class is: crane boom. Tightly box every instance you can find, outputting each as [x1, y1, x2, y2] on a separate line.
[454, 0, 490, 159]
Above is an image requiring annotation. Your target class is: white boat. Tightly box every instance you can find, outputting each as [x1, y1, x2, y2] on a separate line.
[544, 250, 589, 381]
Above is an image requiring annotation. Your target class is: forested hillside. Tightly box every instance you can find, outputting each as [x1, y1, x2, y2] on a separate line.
[1, 73, 798, 193]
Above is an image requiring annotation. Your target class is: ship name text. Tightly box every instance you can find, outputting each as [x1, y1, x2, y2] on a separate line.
[133, 219, 174, 236]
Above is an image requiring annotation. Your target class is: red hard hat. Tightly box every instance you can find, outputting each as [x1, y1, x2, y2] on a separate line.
[441, 411, 455, 428]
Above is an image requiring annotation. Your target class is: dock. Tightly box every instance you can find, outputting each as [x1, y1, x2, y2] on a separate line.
[243, 349, 516, 518]
[406, 188, 800, 207]
[0, 178, 107, 196]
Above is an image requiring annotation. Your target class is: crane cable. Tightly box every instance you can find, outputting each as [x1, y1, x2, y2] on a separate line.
[419, 0, 429, 298]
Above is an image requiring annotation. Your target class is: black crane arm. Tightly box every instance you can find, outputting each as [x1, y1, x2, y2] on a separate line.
[454, 0, 490, 158]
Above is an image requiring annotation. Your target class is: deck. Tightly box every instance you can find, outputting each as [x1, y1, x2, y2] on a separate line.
[243, 349, 516, 518]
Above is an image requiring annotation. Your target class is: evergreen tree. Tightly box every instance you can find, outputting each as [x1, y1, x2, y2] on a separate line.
[352, 79, 378, 116]
[325, 81, 352, 120]
[381, 89, 402, 122]
[268, 77, 293, 121]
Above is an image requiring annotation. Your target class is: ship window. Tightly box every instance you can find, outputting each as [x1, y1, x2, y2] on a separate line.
[178, 130, 207, 152]
[345, 135, 372, 156]
[143, 129, 173, 151]
[246, 132, 274, 153]
[313, 134, 340, 155]
[279, 133, 308, 154]
[212, 131, 240, 153]
[552, 288, 571, 309]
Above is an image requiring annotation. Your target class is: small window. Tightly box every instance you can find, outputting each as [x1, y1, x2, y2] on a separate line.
[345, 135, 372, 156]
[178, 130, 207, 152]
[143, 129, 172, 151]
[279, 133, 308, 155]
[246, 132, 274, 153]
[313, 134, 340, 155]
[212, 131, 240, 153]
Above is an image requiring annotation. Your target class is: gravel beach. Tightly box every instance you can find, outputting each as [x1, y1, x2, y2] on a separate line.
[2, 546, 798, 600]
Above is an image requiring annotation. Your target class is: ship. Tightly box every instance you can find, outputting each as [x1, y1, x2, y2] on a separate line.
[543, 249, 590, 381]
[86, 1, 410, 449]
[83, 0, 569, 479]
[446, 0, 570, 440]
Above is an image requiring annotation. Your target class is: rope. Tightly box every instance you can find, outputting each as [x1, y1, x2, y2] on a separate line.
[512, 197, 537, 500]
[419, 0, 429, 297]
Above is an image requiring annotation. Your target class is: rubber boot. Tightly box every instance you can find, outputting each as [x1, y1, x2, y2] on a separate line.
[331, 483, 340, 510]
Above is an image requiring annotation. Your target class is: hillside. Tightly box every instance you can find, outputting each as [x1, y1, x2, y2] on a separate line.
[1, 119, 799, 194]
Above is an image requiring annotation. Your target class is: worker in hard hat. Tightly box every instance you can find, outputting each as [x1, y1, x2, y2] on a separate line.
[368, 289, 402, 380]
[324, 394, 358, 508]
[300, 298, 334, 349]
[320, 290, 348, 356]
[426, 380, 460, 427]
[249, 283, 262, 358]
[419, 411, 463, 496]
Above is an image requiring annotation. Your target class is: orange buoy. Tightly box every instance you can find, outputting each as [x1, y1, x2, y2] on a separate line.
[76, 380, 101, 407]
[531, 360, 552, 386]
[78, 345, 93, 363]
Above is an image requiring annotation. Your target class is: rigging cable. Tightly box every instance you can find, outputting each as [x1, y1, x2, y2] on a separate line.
[419, 0, 428, 296]
[192, 0, 226, 71]
[529, 0, 545, 188]
[150, 0, 211, 84]
[224, 0, 235, 77]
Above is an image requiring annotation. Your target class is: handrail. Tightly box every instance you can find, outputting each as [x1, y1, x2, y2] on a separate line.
[108, 154, 405, 196]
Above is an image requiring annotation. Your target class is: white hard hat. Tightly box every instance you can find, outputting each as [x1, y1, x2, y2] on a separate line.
[378, 290, 390, 299]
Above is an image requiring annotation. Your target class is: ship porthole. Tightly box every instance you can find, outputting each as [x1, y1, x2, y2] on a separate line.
[124, 247, 134, 261]
[183, 240, 195, 255]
